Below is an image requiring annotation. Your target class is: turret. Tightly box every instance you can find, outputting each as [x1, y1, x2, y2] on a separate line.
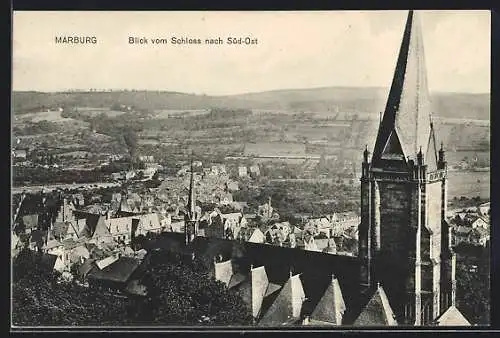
[417, 147, 423, 166]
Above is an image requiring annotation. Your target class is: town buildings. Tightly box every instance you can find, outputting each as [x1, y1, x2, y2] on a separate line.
[11, 10, 477, 328]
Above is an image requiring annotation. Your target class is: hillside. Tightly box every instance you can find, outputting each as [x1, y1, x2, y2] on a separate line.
[12, 87, 490, 121]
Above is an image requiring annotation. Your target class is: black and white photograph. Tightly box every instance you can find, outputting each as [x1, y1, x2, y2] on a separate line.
[11, 10, 490, 328]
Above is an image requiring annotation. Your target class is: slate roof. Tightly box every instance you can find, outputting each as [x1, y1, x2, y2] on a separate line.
[228, 272, 247, 289]
[87, 256, 142, 284]
[92, 216, 112, 240]
[353, 284, 398, 326]
[435, 306, 471, 326]
[309, 276, 346, 325]
[147, 233, 361, 323]
[372, 10, 435, 164]
[44, 239, 63, 251]
[79, 259, 96, 278]
[259, 274, 305, 326]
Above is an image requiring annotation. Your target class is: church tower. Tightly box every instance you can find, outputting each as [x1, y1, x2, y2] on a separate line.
[358, 10, 456, 326]
[185, 157, 199, 244]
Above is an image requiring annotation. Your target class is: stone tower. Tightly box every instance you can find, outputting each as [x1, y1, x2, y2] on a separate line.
[357, 10, 456, 326]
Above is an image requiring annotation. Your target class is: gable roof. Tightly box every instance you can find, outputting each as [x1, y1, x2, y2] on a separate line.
[228, 272, 247, 289]
[435, 306, 471, 326]
[353, 284, 397, 326]
[92, 216, 112, 239]
[44, 239, 63, 251]
[310, 276, 346, 325]
[259, 274, 305, 326]
[87, 256, 142, 284]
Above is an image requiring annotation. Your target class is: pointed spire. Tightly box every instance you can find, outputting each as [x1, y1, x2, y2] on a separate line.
[439, 142, 445, 163]
[372, 10, 433, 164]
[417, 146, 423, 165]
[187, 155, 196, 221]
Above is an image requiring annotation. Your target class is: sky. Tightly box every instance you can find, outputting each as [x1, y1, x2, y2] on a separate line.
[12, 10, 490, 95]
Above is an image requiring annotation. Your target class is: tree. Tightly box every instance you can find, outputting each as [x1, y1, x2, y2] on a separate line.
[12, 249, 132, 326]
[455, 247, 490, 325]
[138, 250, 252, 325]
[123, 128, 138, 162]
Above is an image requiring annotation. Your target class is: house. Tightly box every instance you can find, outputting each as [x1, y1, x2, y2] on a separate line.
[263, 222, 293, 247]
[42, 237, 89, 272]
[51, 221, 82, 241]
[226, 181, 239, 192]
[12, 148, 28, 160]
[71, 193, 85, 207]
[478, 202, 490, 217]
[85, 215, 114, 245]
[315, 237, 337, 254]
[134, 213, 163, 237]
[453, 226, 472, 246]
[54, 198, 75, 223]
[469, 216, 489, 230]
[249, 165, 261, 177]
[300, 232, 319, 252]
[86, 256, 144, 291]
[238, 166, 248, 178]
[231, 201, 248, 212]
[170, 220, 185, 233]
[353, 283, 398, 326]
[468, 227, 489, 247]
[306, 217, 332, 238]
[238, 227, 265, 244]
[331, 212, 361, 232]
[258, 199, 275, 219]
[217, 192, 234, 206]
[125, 171, 136, 180]
[104, 217, 133, 243]
[220, 212, 245, 238]
[139, 155, 155, 163]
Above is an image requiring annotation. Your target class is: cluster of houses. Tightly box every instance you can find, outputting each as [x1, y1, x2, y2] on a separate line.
[238, 165, 261, 179]
[449, 202, 490, 247]
[194, 199, 360, 256]
[11, 193, 161, 292]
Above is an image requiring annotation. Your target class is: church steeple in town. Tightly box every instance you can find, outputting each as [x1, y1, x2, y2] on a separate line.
[358, 10, 458, 326]
[185, 154, 198, 244]
[372, 10, 434, 167]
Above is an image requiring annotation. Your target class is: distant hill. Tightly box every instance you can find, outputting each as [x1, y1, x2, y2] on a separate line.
[12, 87, 490, 121]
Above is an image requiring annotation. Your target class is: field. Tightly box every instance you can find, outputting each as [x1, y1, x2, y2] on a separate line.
[244, 142, 306, 156]
[447, 171, 490, 199]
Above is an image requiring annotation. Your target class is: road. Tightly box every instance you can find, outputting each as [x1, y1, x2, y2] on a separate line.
[11, 182, 121, 194]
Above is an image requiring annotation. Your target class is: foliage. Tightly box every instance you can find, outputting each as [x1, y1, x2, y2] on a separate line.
[13, 167, 109, 186]
[12, 248, 252, 326]
[136, 250, 252, 325]
[13, 120, 60, 136]
[234, 180, 360, 218]
[12, 249, 132, 326]
[455, 245, 490, 325]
